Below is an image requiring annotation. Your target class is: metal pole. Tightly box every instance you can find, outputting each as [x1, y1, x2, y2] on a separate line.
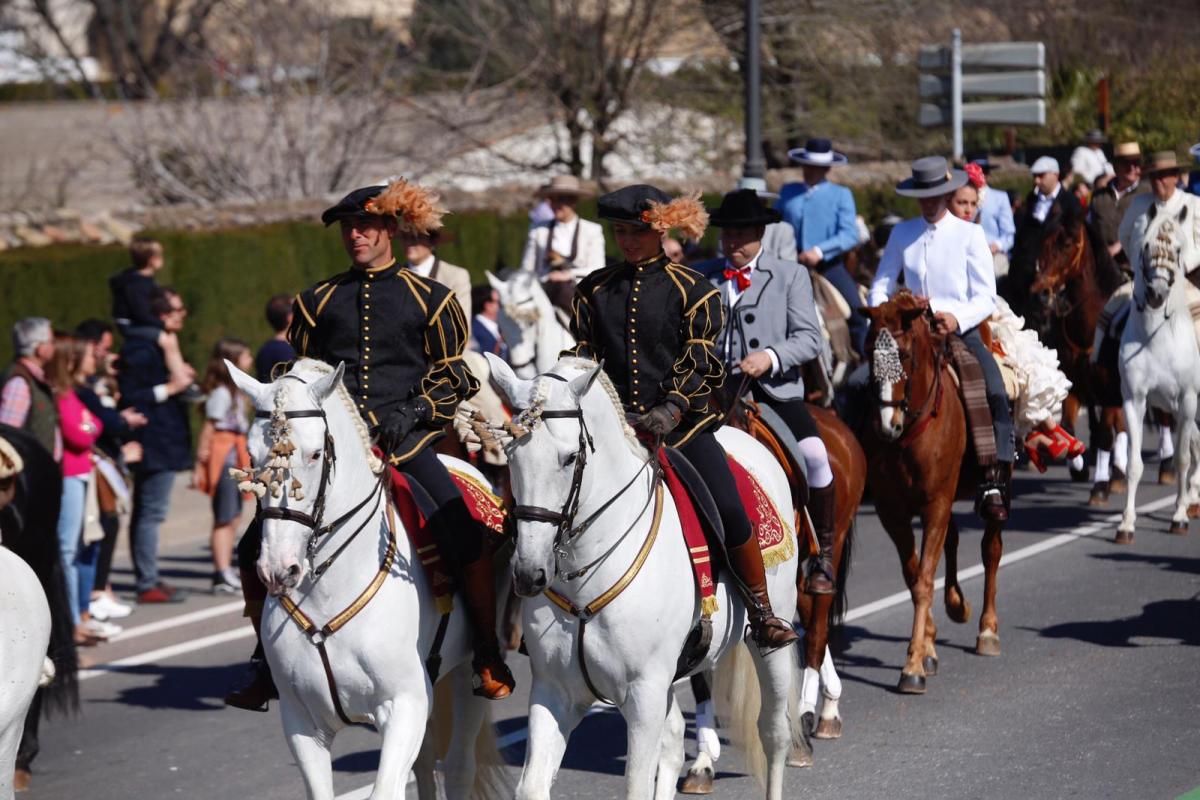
[951, 28, 963, 161]
[743, 0, 765, 178]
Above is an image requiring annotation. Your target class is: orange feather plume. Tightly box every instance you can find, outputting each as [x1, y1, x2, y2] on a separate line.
[640, 192, 708, 240]
[364, 178, 448, 236]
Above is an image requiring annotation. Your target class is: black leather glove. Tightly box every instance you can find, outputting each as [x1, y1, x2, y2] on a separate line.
[637, 402, 682, 437]
[380, 398, 432, 453]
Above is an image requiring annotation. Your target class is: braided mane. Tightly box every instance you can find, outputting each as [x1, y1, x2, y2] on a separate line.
[553, 357, 647, 457]
[281, 359, 384, 474]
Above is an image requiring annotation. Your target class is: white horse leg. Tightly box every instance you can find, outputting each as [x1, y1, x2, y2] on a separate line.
[1169, 398, 1198, 532]
[1, 718, 23, 799]
[622, 680, 673, 800]
[1118, 396, 1145, 537]
[516, 687, 585, 800]
[443, 667, 487, 800]
[751, 649, 793, 800]
[653, 690, 686, 800]
[372, 693, 431, 800]
[787, 665, 819, 768]
[815, 646, 843, 740]
[682, 682, 720, 792]
[413, 719, 439, 800]
[279, 701, 335, 800]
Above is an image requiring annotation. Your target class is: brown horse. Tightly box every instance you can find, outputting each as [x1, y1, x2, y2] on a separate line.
[862, 291, 1005, 695]
[1029, 225, 1127, 501]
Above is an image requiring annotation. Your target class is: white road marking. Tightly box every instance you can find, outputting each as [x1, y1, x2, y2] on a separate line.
[79, 627, 253, 681]
[110, 600, 242, 643]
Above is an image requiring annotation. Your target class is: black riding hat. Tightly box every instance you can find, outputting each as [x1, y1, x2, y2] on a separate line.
[707, 189, 782, 228]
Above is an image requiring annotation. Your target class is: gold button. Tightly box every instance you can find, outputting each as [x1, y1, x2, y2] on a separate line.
[363, 365, 369, 371]
[364, 336, 370, 341]
[363, 315, 370, 321]
[364, 325, 370, 331]
[364, 304, 370, 310]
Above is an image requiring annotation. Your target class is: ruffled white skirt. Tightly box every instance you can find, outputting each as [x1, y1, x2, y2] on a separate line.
[988, 298, 1072, 435]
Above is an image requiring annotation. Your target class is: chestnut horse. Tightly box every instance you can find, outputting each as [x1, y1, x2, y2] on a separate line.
[862, 291, 1006, 694]
[1029, 225, 1127, 501]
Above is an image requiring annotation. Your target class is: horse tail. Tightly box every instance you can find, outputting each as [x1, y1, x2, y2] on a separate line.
[714, 643, 768, 790]
[428, 666, 514, 800]
[830, 517, 855, 626]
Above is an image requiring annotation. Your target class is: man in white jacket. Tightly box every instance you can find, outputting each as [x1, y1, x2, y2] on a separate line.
[519, 175, 606, 310]
[1119, 150, 1200, 280]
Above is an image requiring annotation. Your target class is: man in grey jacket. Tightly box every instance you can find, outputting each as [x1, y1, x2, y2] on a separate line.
[696, 189, 839, 594]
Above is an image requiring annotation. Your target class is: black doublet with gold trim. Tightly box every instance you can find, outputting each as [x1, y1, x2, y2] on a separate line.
[567, 254, 724, 446]
[287, 260, 477, 465]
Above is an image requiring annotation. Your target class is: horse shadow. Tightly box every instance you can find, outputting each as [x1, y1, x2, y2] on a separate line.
[1022, 596, 1200, 648]
[1090, 551, 1200, 577]
[93, 662, 247, 711]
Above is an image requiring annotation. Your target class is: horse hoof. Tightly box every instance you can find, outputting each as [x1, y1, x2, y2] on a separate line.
[1188, 504, 1200, 520]
[1088, 483, 1110, 506]
[946, 594, 972, 624]
[1070, 465, 1090, 483]
[976, 632, 1001, 657]
[680, 767, 715, 794]
[1114, 528, 1134, 545]
[14, 768, 31, 792]
[787, 745, 814, 768]
[1168, 521, 1188, 536]
[897, 673, 926, 694]
[814, 717, 843, 740]
[1159, 463, 1177, 486]
[922, 655, 939, 676]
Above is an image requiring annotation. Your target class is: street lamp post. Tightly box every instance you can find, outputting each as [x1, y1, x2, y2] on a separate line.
[743, 0, 765, 179]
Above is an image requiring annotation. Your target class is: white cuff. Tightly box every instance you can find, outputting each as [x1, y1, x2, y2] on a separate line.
[153, 384, 169, 403]
[766, 348, 781, 376]
[811, 246, 823, 261]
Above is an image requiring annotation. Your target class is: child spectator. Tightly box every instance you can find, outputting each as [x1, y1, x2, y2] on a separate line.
[193, 338, 253, 594]
[255, 293, 296, 383]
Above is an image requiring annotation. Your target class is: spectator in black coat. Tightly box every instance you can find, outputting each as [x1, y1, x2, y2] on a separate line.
[1007, 156, 1085, 310]
[255, 293, 296, 383]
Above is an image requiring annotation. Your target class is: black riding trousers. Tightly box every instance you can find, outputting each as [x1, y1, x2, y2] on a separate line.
[678, 430, 753, 548]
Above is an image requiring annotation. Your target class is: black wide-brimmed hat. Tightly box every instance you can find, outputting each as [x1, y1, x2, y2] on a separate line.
[708, 189, 782, 228]
[895, 156, 968, 198]
[787, 138, 848, 167]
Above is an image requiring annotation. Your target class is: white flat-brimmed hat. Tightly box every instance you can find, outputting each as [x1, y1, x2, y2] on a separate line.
[1030, 156, 1060, 175]
[787, 138, 848, 168]
[895, 156, 968, 198]
[734, 175, 779, 200]
[535, 175, 592, 198]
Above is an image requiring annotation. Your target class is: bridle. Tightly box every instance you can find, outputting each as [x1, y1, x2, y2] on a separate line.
[870, 321, 946, 445]
[254, 375, 387, 573]
[508, 373, 660, 577]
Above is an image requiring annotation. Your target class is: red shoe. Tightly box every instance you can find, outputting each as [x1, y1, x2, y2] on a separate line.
[1024, 431, 1051, 473]
[137, 583, 186, 604]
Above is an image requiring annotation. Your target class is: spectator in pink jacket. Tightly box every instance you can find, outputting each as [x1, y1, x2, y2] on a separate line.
[49, 335, 114, 645]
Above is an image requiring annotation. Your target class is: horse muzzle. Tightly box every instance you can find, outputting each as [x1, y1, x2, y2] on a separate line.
[260, 560, 305, 597]
[512, 564, 549, 598]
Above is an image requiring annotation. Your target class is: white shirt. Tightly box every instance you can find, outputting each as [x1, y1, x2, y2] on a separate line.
[1070, 145, 1110, 186]
[869, 211, 997, 332]
[473, 314, 501, 341]
[1032, 183, 1061, 223]
[721, 249, 781, 375]
[519, 215, 607, 281]
[408, 254, 435, 278]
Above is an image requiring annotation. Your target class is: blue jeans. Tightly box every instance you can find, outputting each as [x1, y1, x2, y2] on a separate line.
[76, 539, 99, 616]
[131, 470, 176, 592]
[56, 476, 87, 625]
[820, 262, 868, 357]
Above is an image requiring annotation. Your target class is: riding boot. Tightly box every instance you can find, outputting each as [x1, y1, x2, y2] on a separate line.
[224, 567, 278, 712]
[805, 484, 837, 596]
[727, 538, 799, 653]
[460, 552, 516, 700]
[976, 463, 1010, 523]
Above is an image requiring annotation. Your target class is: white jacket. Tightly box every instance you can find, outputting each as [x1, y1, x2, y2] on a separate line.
[519, 216, 607, 281]
[1119, 189, 1200, 278]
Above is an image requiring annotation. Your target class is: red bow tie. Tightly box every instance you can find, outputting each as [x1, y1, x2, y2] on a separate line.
[723, 265, 752, 291]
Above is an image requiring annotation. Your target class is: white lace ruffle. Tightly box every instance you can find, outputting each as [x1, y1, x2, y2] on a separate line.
[988, 297, 1072, 435]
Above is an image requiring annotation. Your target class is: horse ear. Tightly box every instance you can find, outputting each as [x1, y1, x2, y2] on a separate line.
[858, 305, 878, 321]
[568, 361, 604, 399]
[900, 306, 926, 325]
[484, 352, 522, 405]
[486, 271, 506, 292]
[309, 362, 345, 405]
[225, 359, 271, 407]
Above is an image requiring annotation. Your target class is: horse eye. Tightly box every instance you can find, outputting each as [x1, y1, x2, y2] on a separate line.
[563, 452, 577, 467]
[309, 451, 321, 462]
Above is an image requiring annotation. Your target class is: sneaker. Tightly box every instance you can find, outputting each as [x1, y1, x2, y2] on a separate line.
[220, 567, 242, 590]
[80, 618, 123, 639]
[212, 573, 239, 595]
[89, 593, 133, 621]
[137, 583, 186, 604]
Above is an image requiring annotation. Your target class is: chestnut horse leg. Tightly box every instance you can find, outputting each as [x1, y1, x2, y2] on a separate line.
[976, 520, 1004, 656]
[1062, 392, 1089, 481]
[942, 517, 972, 627]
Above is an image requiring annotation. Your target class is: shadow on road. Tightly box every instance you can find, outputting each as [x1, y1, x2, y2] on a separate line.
[1025, 597, 1200, 648]
[1090, 551, 1200, 576]
[95, 663, 246, 711]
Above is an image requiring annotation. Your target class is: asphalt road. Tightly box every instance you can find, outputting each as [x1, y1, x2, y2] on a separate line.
[22, 456, 1200, 800]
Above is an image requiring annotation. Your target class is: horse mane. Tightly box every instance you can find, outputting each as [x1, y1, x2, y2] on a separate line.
[553, 356, 647, 458]
[279, 359, 384, 474]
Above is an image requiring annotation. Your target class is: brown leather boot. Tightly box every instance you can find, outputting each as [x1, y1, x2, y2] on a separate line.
[976, 464, 1009, 523]
[727, 539, 799, 653]
[460, 556, 516, 700]
[805, 484, 837, 596]
[224, 567, 278, 712]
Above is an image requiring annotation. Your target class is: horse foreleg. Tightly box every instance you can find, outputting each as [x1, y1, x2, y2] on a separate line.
[682, 672, 721, 790]
[653, 690, 687, 800]
[442, 665, 487, 800]
[413, 719, 439, 800]
[622, 680, 673, 800]
[977, 520, 1004, 657]
[1168, 396, 1198, 534]
[516, 685, 585, 800]
[815, 646, 843, 740]
[372, 693, 430, 800]
[279, 701, 335, 800]
[1117, 394, 1147, 541]
[750, 648, 793, 800]
[898, 500, 951, 694]
[942, 517, 971, 625]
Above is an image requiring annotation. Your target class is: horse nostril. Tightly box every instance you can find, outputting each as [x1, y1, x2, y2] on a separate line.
[287, 563, 301, 578]
[533, 568, 547, 589]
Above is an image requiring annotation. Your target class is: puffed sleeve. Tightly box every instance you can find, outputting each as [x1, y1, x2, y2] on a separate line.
[287, 288, 317, 357]
[659, 277, 725, 414]
[565, 281, 598, 360]
[417, 290, 479, 424]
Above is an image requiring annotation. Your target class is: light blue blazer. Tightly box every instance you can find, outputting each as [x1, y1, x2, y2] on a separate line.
[778, 181, 859, 264]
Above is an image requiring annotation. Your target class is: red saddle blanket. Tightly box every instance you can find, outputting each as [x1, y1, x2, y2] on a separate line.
[656, 450, 793, 618]
[386, 465, 507, 615]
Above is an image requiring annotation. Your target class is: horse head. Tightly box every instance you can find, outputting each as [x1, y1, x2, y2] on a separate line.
[229, 358, 379, 596]
[861, 290, 942, 442]
[1030, 225, 1091, 330]
[490, 270, 547, 378]
[1138, 208, 1188, 311]
[486, 352, 634, 597]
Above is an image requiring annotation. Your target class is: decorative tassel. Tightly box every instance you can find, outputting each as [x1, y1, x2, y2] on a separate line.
[700, 595, 719, 619]
[435, 594, 454, 615]
[270, 481, 282, 498]
[229, 467, 251, 481]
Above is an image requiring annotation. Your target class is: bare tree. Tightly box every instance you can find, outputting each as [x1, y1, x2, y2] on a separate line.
[411, 0, 704, 181]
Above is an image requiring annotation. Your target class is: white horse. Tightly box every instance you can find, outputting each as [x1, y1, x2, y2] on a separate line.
[228, 358, 503, 800]
[1118, 210, 1200, 539]
[488, 270, 575, 379]
[0, 545, 52, 800]
[486, 353, 799, 800]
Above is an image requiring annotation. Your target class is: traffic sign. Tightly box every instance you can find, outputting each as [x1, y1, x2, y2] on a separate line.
[919, 99, 1046, 128]
[918, 42, 1046, 71]
[919, 70, 1046, 99]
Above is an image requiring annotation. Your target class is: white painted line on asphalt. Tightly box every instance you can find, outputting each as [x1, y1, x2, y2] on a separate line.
[79, 627, 253, 681]
[844, 494, 1176, 623]
[111, 600, 243, 643]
